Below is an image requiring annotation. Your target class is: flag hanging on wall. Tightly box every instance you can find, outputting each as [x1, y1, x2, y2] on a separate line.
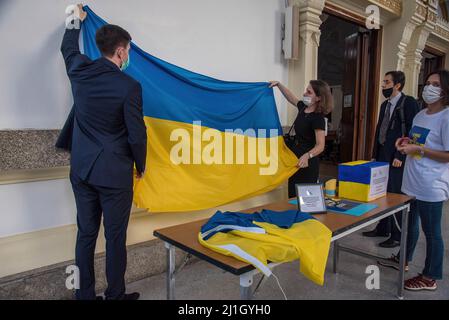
[81, 6, 298, 212]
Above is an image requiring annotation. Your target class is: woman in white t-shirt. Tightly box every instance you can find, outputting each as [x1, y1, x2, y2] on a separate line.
[391, 70, 449, 291]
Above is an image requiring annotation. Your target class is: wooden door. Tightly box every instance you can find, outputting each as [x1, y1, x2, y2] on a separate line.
[340, 33, 361, 163]
[340, 31, 373, 162]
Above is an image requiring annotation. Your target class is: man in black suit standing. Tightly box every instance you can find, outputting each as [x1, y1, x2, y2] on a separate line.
[363, 71, 419, 248]
[60, 5, 147, 300]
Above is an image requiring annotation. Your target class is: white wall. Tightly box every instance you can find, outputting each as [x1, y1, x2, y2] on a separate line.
[0, 179, 76, 238]
[0, 0, 289, 130]
[0, 0, 289, 238]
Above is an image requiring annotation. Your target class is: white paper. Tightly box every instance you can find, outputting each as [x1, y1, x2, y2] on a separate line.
[297, 185, 326, 213]
[369, 165, 389, 198]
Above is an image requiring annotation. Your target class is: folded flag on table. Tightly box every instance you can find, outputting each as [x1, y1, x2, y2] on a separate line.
[199, 209, 332, 285]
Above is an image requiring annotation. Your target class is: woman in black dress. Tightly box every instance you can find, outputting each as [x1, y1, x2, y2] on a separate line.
[269, 80, 333, 198]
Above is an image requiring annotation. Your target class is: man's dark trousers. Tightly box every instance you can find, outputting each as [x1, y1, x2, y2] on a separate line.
[71, 172, 133, 300]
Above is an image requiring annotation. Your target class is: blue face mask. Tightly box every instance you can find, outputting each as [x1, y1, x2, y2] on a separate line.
[120, 54, 130, 71]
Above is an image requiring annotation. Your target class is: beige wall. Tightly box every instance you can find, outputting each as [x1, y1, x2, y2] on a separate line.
[0, 184, 287, 278]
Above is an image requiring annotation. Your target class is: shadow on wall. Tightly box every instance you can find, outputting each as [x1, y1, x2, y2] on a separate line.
[0, 0, 14, 21]
[14, 22, 72, 128]
[274, 0, 285, 65]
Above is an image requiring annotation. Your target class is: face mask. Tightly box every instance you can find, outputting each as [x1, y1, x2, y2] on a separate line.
[422, 84, 442, 104]
[382, 87, 393, 99]
[303, 96, 312, 106]
[120, 54, 130, 71]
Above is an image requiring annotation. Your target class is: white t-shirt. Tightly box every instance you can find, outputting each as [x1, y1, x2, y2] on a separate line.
[401, 107, 449, 202]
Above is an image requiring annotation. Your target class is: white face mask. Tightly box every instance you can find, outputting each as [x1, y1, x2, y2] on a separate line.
[422, 84, 442, 104]
[303, 96, 312, 106]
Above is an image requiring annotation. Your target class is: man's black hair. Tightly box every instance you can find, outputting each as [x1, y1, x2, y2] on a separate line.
[95, 24, 131, 57]
[385, 71, 406, 91]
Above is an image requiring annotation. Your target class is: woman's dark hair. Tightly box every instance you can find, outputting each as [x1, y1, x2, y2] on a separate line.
[425, 69, 449, 106]
[310, 80, 333, 115]
[95, 24, 132, 57]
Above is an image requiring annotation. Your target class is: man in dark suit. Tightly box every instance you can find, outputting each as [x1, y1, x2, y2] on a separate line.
[363, 71, 419, 247]
[59, 5, 147, 300]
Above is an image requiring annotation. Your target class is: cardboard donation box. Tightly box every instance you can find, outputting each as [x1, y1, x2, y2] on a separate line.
[338, 161, 389, 202]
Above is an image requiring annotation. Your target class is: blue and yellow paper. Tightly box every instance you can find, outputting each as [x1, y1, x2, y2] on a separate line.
[409, 125, 430, 160]
[81, 6, 298, 212]
[338, 161, 389, 202]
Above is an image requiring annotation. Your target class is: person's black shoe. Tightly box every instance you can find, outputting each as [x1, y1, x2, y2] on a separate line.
[123, 292, 140, 300]
[378, 254, 409, 271]
[105, 292, 140, 300]
[362, 229, 389, 237]
[378, 238, 400, 248]
[96, 296, 104, 300]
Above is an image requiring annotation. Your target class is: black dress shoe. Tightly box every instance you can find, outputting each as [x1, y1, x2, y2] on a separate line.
[362, 229, 390, 237]
[105, 292, 140, 300]
[123, 292, 140, 300]
[378, 238, 400, 248]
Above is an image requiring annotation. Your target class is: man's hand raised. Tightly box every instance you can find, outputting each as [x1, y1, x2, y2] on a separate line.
[76, 4, 87, 21]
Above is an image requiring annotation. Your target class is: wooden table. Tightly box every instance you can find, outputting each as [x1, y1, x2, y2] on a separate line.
[154, 193, 414, 300]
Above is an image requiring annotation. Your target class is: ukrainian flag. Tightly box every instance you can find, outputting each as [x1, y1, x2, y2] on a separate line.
[199, 210, 332, 285]
[82, 6, 298, 212]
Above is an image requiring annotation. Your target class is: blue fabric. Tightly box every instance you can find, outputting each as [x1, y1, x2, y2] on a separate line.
[327, 203, 378, 217]
[257, 209, 312, 227]
[288, 199, 378, 217]
[81, 6, 282, 137]
[201, 210, 315, 240]
[201, 211, 260, 239]
[338, 161, 389, 184]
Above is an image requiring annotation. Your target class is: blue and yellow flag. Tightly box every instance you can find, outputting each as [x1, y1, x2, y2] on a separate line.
[199, 210, 332, 285]
[82, 6, 298, 212]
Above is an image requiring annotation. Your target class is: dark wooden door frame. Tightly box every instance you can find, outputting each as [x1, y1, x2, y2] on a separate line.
[323, 3, 383, 161]
[357, 32, 370, 160]
[340, 33, 362, 163]
[365, 27, 383, 160]
[324, 2, 367, 26]
[424, 45, 446, 68]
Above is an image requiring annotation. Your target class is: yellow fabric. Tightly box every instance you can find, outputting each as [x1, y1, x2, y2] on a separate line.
[339, 181, 384, 202]
[198, 219, 331, 285]
[133, 117, 299, 212]
[342, 160, 370, 166]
